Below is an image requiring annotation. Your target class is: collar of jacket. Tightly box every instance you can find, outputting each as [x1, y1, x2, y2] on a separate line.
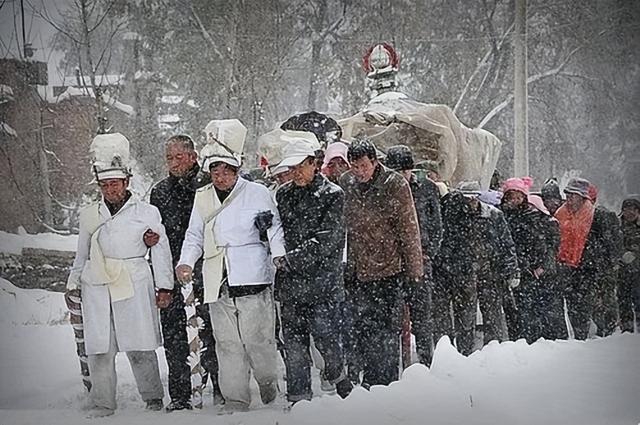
[355, 163, 386, 192]
[168, 163, 201, 187]
[101, 191, 135, 218]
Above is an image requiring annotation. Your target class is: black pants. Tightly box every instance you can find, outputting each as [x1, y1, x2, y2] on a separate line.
[592, 270, 619, 337]
[537, 278, 568, 340]
[280, 299, 345, 401]
[618, 264, 640, 332]
[348, 276, 403, 386]
[160, 283, 219, 403]
[433, 271, 505, 356]
[407, 279, 433, 366]
[432, 268, 454, 349]
[562, 267, 596, 340]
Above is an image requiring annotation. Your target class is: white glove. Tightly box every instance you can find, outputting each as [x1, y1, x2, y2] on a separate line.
[622, 251, 636, 265]
[508, 278, 520, 289]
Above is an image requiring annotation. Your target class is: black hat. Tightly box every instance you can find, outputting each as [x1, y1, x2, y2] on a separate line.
[622, 195, 640, 211]
[385, 145, 414, 171]
[541, 177, 562, 200]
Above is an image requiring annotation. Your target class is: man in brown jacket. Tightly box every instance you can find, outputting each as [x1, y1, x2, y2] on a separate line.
[339, 138, 423, 387]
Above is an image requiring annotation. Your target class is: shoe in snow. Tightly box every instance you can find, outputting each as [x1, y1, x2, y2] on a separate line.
[320, 376, 336, 392]
[216, 401, 249, 415]
[336, 378, 353, 399]
[213, 391, 226, 406]
[259, 381, 278, 405]
[86, 407, 114, 418]
[145, 398, 164, 411]
[165, 400, 192, 412]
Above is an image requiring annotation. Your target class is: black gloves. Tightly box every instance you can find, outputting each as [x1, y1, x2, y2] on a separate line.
[255, 210, 274, 242]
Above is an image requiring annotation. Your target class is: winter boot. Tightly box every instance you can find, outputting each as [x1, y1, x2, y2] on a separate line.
[336, 378, 353, 399]
[86, 407, 114, 418]
[259, 381, 278, 405]
[145, 398, 164, 411]
[164, 399, 192, 412]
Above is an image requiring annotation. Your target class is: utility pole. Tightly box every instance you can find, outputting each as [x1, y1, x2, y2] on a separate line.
[514, 0, 528, 176]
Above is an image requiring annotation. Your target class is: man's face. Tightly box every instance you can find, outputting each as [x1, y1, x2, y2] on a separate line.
[350, 156, 377, 183]
[565, 193, 586, 212]
[274, 169, 293, 186]
[166, 142, 197, 177]
[291, 157, 316, 187]
[543, 197, 563, 215]
[324, 157, 350, 181]
[502, 190, 526, 211]
[99, 178, 128, 204]
[209, 163, 238, 191]
[622, 206, 639, 223]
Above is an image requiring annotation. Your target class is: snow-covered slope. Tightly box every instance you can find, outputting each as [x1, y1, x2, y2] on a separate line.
[0, 279, 638, 425]
[0, 228, 77, 255]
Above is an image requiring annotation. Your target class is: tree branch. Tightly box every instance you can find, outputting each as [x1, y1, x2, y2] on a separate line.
[453, 22, 514, 113]
[477, 46, 582, 129]
[190, 4, 226, 63]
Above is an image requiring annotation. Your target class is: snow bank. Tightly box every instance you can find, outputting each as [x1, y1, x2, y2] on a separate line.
[0, 277, 638, 425]
[0, 278, 68, 325]
[0, 228, 77, 255]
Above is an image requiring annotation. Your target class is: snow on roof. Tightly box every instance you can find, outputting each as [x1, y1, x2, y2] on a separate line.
[51, 86, 135, 117]
[161, 95, 183, 104]
[134, 70, 154, 81]
[59, 74, 124, 88]
[0, 122, 17, 138]
[158, 113, 180, 123]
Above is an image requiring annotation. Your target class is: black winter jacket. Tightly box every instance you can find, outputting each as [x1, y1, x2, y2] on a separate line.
[502, 204, 557, 278]
[438, 191, 519, 282]
[150, 165, 209, 267]
[581, 206, 623, 274]
[275, 174, 346, 303]
[409, 173, 443, 259]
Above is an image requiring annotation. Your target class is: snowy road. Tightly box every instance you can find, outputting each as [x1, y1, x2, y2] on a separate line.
[1, 278, 639, 425]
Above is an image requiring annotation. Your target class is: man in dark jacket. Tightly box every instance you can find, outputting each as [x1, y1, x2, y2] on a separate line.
[274, 136, 353, 403]
[149, 135, 220, 411]
[619, 195, 640, 332]
[339, 138, 423, 386]
[587, 184, 623, 337]
[501, 178, 560, 342]
[434, 183, 519, 355]
[385, 145, 441, 366]
[555, 177, 614, 340]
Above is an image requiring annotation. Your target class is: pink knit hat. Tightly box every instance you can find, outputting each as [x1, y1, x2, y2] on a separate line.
[322, 142, 349, 170]
[528, 194, 550, 215]
[502, 177, 533, 196]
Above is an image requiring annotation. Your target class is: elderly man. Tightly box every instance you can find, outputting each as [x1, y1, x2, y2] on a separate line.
[176, 119, 286, 413]
[67, 133, 173, 418]
[339, 138, 423, 387]
[434, 182, 518, 355]
[274, 134, 353, 403]
[149, 135, 220, 411]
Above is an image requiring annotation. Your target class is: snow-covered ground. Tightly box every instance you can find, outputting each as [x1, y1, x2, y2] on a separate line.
[0, 278, 639, 425]
[0, 229, 77, 255]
